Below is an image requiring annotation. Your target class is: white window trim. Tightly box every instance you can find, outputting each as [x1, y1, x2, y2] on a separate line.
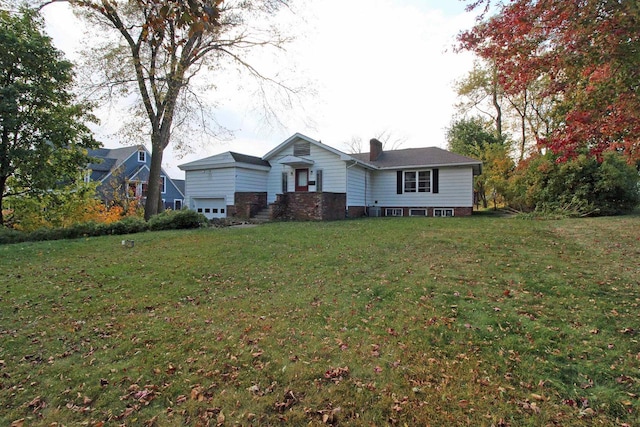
[385, 208, 403, 217]
[160, 176, 166, 194]
[403, 170, 431, 193]
[433, 208, 454, 217]
[138, 150, 146, 162]
[174, 199, 183, 210]
[409, 208, 427, 216]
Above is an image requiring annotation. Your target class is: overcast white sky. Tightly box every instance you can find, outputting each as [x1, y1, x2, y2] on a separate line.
[42, 0, 478, 178]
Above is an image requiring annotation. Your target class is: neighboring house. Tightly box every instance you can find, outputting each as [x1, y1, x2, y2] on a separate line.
[178, 133, 482, 220]
[87, 145, 185, 211]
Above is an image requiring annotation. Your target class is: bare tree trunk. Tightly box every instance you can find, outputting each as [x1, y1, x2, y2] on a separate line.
[0, 179, 5, 226]
[491, 64, 502, 137]
[144, 143, 164, 220]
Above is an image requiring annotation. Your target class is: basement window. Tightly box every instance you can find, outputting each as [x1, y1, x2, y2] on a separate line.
[385, 208, 403, 217]
[433, 208, 454, 217]
[409, 209, 427, 216]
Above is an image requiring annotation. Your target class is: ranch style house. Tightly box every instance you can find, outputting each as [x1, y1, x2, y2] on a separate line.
[178, 133, 482, 221]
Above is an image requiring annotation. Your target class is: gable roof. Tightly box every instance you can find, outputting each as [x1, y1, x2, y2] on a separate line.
[229, 152, 271, 167]
[262, 132, 376, 169]
[263, 133, 343, 160]
[179, 151, 270, 171]
[88, 146, 146, 181]
[351, 147, 482, 175]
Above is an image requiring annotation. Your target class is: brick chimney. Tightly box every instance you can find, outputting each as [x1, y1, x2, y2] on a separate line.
[370, 138, 383, 161]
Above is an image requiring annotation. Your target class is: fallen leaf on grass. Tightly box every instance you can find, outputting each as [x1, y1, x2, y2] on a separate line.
[318, 407, 341, 425]
[324, 366, 349, 383]
[274, 390, 298, 412]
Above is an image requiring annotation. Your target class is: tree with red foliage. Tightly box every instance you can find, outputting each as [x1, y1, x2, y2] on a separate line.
[459, 0, 640, 163]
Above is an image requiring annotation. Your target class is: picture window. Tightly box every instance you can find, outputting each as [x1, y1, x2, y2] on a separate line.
[404, 170, 431, 193]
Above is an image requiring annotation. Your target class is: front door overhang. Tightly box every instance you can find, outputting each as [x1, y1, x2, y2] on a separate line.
[279, 155, 314, 168]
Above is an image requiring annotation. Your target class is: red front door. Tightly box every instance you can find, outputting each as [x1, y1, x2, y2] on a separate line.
[295, 168, 309, 192]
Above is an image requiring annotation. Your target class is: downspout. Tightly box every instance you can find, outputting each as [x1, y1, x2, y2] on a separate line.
[346, 160, 359, 216]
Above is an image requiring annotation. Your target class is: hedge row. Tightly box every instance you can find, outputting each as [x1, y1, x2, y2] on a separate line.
[0, 210, 208, 245]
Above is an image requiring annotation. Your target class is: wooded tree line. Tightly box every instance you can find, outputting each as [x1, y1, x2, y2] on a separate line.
[447, 0, 639, 215]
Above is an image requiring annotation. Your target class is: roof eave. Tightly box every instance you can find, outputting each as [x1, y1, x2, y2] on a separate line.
[376, 161, 483, 173]
[179, 161, 271, 172]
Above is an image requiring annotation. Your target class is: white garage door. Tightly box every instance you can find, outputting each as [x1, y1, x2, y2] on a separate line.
[194, 198, 227, 219]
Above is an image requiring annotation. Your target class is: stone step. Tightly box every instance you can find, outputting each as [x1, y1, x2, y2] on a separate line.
[251, 207, 271, 221]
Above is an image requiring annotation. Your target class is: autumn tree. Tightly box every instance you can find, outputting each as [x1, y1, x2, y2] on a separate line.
[0, 7, 97, 226]
[455, 59, 555, 161]
[446, 117, 513, 208]
[459, 0, 640, 162]
[41, 0, 296, 219]
[454, 60, 504, 138]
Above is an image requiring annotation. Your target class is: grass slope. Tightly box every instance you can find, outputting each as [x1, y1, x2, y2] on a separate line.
[1, 215, 639, 426]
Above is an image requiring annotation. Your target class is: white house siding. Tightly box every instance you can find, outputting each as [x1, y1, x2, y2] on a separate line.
[235, 167, 268, 192]
[266, 142, 348, 203]
[346, 165, 370, 207]
[185, 167, 236, 208]
[372, 166, 474, 208]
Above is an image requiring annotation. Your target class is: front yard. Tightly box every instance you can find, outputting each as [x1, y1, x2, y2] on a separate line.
[1, 215, 638, 425]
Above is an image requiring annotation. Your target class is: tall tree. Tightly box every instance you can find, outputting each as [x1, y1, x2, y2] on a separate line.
[446, 117, 513, 208]
[454, 60, 504, 138]
[459, 0, 640, 162]
[0, 8, 96, 226]
[43, 0, 295, 219]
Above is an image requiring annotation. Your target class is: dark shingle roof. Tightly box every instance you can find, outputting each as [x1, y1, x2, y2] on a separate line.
[351, 147, 481, 170]
[230, 152, 271, 167]
[87, 146, 142, 180]
[173, 179, 185, 196]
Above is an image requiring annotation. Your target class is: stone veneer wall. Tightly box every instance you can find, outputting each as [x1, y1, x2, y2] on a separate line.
[272, 192, 346, 221]
[233, 192, 267, 219]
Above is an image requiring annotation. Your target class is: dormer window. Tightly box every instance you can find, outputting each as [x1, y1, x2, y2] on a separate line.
[138, 150, 146, 162]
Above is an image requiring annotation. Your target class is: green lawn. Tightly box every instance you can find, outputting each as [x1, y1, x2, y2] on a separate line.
[1, 215, 638, 426]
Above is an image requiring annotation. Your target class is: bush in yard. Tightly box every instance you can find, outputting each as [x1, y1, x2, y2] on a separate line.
[0, 227, 26, 244]
[147, 209, 208, 231]
[105, 217, 148, 235]
[507, 151, 639, 216]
